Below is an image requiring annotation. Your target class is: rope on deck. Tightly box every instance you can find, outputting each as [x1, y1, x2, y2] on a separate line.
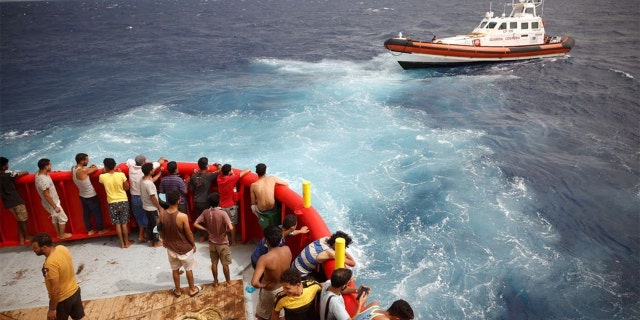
[175, 307, 224, 320]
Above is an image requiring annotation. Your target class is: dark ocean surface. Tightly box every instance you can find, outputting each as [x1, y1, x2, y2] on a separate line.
[1, 0, 638, 318]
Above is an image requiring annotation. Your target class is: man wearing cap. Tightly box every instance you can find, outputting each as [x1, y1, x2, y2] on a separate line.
[126, 155, 167, 243]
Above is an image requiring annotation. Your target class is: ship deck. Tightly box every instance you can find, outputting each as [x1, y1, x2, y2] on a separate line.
[0, 235, 259, 320]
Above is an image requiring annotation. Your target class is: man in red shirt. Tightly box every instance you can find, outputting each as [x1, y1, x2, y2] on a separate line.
[216, 164, 250, 245]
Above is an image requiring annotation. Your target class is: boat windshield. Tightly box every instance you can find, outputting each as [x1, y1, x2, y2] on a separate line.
[486, 21, 498, 29]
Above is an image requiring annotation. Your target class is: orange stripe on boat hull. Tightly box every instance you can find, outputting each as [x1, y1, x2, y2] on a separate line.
[384, 36, 575, 68]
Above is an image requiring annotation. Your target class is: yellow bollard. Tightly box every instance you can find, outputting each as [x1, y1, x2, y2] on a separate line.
[303, 180, 311, 208]
[335, 237, 346, 269]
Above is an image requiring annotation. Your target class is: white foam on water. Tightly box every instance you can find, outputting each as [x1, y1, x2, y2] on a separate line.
[1, 56, 622, 319]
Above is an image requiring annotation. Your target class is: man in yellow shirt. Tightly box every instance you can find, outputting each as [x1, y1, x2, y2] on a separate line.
[99, 157, 132, 248]
[273, 268, 322, 320]
[32, 232, 87, 320]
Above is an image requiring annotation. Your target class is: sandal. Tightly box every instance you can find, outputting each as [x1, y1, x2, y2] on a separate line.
[171, 288, 182, 298]
[189, 285, 202, 297]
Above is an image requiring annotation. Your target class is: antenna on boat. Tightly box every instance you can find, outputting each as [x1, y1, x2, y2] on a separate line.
[532, 0, 544, 16]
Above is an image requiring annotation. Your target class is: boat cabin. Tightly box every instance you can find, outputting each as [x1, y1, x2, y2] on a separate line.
[437, 0, 548, 47]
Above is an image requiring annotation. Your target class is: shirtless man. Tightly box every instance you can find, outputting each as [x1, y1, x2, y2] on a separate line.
[251, 225, 292, 320]
[250, 163, 288, 216]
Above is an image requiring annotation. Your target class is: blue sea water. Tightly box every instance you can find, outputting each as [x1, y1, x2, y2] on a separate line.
[1, 0, 638, 319]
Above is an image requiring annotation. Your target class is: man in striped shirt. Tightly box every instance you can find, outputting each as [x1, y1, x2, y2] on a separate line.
[291, 230, 356, 281]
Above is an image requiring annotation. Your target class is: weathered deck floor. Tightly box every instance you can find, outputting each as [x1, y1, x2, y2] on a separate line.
[0, 280, 245, 320]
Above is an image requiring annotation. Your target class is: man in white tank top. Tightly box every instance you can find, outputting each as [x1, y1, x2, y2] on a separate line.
[73, 153, 108, 235]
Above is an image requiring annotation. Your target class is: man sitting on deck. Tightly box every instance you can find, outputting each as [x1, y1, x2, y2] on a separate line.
[291, 230, 356, 281]
[251, 213, 309, 269]
[273, 268, 323, 320]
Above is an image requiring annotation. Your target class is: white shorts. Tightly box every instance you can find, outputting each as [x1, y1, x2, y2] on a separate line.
[255, 286, 283, 319]
[45, 201, 68, 224]
[166, 248, 196, 271]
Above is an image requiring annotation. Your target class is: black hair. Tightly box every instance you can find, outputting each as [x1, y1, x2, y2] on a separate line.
[255, 163, 266, 176]
[37, 158, 51, 170]
[0, 157, 8, 167]
[330, 268, 352, 288]
[327, 230, 353, 248]
[264, 225, 282, 248]
[388, 299, 414, 320]
[207, 192, 220, 207]
[221, 164, 232, 175]
[32, 232, 53, 247]
[282, 214, 297, 230]
[75, 153, 88, 164]
[167, 161, 178, 174]
[166, 190, 180, 206]
[280, 268, 301, 285]
[197, 157, 208, 170]
[103, 158, 116, 170]
[141, 163, 154, 176]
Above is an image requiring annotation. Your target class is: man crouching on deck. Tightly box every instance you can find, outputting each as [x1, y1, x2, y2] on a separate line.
[159, 191, 202, 298]
[32, 232, 87, 320]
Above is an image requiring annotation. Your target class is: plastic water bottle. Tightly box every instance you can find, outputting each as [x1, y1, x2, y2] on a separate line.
[245, 285, 256, 293]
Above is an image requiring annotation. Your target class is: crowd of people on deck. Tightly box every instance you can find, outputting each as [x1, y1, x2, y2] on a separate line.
[1, 155, 414, 320]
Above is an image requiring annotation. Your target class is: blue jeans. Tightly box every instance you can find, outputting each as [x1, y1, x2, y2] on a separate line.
[80, 196, 104, 231]
[130, 195, 148, 228]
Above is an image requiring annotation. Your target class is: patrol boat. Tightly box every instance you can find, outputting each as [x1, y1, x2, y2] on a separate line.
[383, 0, 575, 69]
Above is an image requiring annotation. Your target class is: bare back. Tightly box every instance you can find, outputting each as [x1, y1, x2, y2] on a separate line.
[252, 245, 292, 291]
[251, 176, 287, 212]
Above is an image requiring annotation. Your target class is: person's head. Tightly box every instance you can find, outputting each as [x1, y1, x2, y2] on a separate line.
[327, 230, 353, 248]
[282, 214, 298, 233]
[167, 161, 178, 174]
[387, 299, 414, 320]
[141, 163, 154, 176]
[135, 154, 146, 166]
[103, 158, 116, 171]
[166, 190, 180, 206]
[330, 268, 353, 289]
[221, 164, 232, 176]
[255, 163, 267, 177]
[31, 232, 53, 256]
[75, 153, 88, 165]
[264, 225, 283, 248]
[37, 158, 51, 170]
[207, 192, 220, 207]
[197, 157, 208, 170]
[280, 268, 303, 297]
[0, 157, 9, 170]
